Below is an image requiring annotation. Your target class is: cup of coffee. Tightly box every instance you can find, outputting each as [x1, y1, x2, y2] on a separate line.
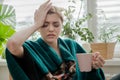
[76, 53, 92, 72]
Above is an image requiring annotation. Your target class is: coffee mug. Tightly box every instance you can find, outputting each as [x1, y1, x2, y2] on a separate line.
[76, 53, 92, 72]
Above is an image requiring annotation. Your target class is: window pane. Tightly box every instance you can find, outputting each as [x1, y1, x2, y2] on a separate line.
[97, 0, 120, 55]
[4, 0, 83, 30]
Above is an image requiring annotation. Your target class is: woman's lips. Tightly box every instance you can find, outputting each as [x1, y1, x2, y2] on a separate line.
[47, 34, 55, 37]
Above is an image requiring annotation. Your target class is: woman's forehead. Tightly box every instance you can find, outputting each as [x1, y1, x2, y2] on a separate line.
[45, 14, 62, 22]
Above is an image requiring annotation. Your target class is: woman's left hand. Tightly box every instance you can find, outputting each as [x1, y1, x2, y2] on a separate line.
[92, 52, 105, 69]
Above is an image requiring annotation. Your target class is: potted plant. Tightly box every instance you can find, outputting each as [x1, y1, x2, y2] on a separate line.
[90, 11, 120, 59]
[61, 0, 94, 43]
[0, 4, 16, 59]
[61, 0, 94, 53]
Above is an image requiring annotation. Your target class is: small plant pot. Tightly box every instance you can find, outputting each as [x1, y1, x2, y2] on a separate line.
[90, 42, 116, 60]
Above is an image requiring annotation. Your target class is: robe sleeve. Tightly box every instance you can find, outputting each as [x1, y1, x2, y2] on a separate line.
[12, 47, 41, 80]
[5, 48, 30, 80]
[5, 42, 49, 80]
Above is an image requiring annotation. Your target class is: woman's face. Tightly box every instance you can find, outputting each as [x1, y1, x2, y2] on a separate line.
[39, 13, 62, 43]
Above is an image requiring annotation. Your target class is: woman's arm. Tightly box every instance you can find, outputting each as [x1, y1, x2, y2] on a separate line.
[6, 0, 52, 57]
[7, 25, 38, 57]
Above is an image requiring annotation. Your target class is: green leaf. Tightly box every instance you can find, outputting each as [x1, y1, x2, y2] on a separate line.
[0, 4, 16, 58]
[0, 22, 15, 39]
[0, 46, 4, 55]
[0, 4, 16, 27]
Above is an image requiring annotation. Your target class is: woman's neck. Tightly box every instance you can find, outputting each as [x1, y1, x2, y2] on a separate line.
[47, 40, 58, 48]
[47, 41, 61, 56]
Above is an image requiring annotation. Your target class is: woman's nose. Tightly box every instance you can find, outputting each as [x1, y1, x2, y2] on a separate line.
[48, 25, 54, 31]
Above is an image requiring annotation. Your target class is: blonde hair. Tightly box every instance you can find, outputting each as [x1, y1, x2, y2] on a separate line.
[47, 6, 64, 23]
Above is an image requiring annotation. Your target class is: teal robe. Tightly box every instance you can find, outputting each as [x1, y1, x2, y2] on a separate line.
[5, 38, 105, 80]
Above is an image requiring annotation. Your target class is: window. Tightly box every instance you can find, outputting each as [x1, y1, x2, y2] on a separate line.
[4, 0, 84, 29]
[3, 0, 86, 40]
[3, 0, 120, 57]
[4, 0, 42, 29]
[97, 0, 120, 56]
[87, 0, 120, 56]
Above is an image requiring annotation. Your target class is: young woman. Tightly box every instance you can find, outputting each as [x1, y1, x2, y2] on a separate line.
[6, 0, 105, 80]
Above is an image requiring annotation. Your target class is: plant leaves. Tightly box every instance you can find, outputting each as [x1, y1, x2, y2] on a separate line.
[0, 4, 16, 28]
[0, 22, 15, 39]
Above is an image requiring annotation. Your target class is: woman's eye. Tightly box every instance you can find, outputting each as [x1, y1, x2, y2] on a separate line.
[54, 23, 59, 27]
[54, 24, 59, 27]
[42, 23, 48, 28]
[42, 25, 47, 27]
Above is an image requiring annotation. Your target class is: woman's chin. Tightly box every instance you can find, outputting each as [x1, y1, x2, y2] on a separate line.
[46, 38, 56, 43]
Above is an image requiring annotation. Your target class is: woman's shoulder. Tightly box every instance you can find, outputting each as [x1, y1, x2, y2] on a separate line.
[59, 38, 78, 47]
[61, 38, 76, 43]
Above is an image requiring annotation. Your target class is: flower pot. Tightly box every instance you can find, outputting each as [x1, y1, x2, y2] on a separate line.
[90, 42, 116, 60]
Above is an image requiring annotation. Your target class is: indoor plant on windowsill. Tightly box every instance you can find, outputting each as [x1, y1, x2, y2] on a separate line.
[61, 0, 94, 43]
[90, 14, 120, 60]
[0, 4, 16, 59]
[61, 0, 94, 53]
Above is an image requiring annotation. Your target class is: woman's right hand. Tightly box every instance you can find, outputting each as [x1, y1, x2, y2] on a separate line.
[34, 0, 52, 29]
[6, 0, 52, 57]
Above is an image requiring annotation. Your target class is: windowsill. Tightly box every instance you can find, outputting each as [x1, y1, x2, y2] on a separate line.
[104, 58, 120, 66]
[0, 59, 7, 66]
[102, 58, 120, 78]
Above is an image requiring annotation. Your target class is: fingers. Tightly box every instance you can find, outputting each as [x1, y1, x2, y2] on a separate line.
[34, 0, 52, 28]
[92, 52, 99, 59]
[37, 0, 52, 15]
[45, 2, 52, 13]
[99, 55, 105, 64]
[92, 52, 105, 69]
[97, 55, 105, 66]
[92, 61, 99, 69]
[39, 0, 52, 10]
[92, 59, 104, 69]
